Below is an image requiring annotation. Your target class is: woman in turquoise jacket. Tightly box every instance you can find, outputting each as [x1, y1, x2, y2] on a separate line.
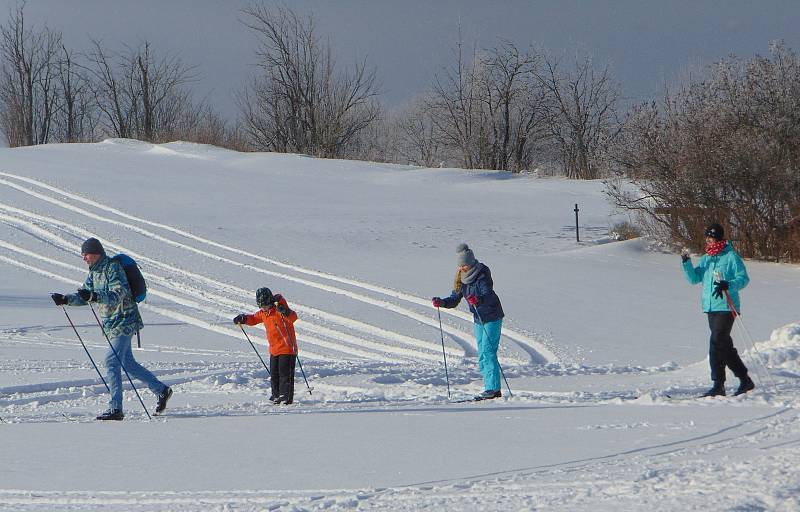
[682, 223, 754, 397]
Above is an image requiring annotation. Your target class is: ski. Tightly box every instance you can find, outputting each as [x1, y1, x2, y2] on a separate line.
[451, 396, 503, 403]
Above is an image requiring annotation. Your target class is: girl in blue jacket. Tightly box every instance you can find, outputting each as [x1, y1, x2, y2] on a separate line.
[682, 223, 754, 397]
[433, 244, 505, 400]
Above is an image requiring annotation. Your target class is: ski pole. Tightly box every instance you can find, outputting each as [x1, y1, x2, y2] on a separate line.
[88, 303, 151, 420]
[296, 356, 313, 395]
[62, 306, 110, 393]
[278, 316, 312, 395]
[238, 324, 271, 377]
[470, 305, 513, 398]
[722, 289, 779, 394]
[436, 306, 451, 398]
[714, 272, 769, 390]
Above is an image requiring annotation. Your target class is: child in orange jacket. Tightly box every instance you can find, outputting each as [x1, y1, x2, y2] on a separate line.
[234, 287, 299, 404]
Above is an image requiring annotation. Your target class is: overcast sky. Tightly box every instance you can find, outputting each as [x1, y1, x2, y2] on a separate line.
[4, 0, 800, 120]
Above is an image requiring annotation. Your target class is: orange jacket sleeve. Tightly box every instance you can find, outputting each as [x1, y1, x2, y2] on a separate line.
[244, 310, 264, 326]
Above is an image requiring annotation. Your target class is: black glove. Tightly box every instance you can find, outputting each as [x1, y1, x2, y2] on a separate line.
[276, 302, 290, 316]
[233, 314, 247, 325]
[77, 288, 97, 302]
[712, 280, 729, 299]
[51, 293, 68, 306]
[681, 253, 690, 263]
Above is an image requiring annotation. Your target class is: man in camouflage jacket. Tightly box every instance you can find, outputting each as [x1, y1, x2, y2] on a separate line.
[51, 238, 172, 420]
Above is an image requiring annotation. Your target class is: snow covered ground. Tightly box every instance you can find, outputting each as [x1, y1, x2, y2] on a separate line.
[1, 139, 800, 511]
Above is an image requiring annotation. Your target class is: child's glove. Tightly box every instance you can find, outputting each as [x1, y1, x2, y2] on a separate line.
[51, 293, 68, 306]
[233, 314, 247, 324]
[681, 247, 691, 263]
[431, 297, 443, 308]
[466, 295, 479, 306]
[275, 302, 290, 316]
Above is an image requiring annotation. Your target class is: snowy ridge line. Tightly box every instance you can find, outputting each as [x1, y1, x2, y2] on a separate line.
[0, 199, 471, 361]
[0, 171, 558, 363]
[0, 207, 456, 363]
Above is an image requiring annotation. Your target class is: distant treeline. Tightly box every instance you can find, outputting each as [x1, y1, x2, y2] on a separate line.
[1, 4, 797, 260]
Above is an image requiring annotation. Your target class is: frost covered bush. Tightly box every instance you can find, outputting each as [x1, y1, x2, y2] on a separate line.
[610, 221, 641, 241]
[607, 42, 800, 262]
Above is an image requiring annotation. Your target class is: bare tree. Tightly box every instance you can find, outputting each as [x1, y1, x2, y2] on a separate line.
[83, 39, 134, 138]
[0, 2, 61, 146]
[83, 40, 196, 142]
[52, 44, 97, 142]
[426, 37, 483, 169]
[424, 38, 552, 172]
[536, 51, 619, 179]
[133, 41, 196, 141]
[481, 42, 550, 171]
[238, 3, 380, 158]
[394, 97, 443, 167]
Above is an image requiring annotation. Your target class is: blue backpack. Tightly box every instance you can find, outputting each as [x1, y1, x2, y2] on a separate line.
[112, 254, 147, 303]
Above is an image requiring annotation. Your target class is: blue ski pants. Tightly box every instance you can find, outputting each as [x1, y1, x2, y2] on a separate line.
[104, 334, 167, 410]
[474, 318, 503, 391]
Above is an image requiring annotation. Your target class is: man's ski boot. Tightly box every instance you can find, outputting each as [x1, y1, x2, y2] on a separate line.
[701, 382, 726, 398]
[734, 375, 755, 396]
[155, 387, 173, 415]
[474, 389, 502, 401]
[96, 409, 124, 421]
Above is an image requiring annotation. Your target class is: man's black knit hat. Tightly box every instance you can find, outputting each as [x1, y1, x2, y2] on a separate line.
[80, 237, 105, 255]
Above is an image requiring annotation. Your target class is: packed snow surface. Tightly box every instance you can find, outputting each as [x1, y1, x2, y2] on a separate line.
[2, 140, 800, 511]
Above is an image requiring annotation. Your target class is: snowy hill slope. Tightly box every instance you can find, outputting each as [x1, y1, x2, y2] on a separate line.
[1, 140, 800, 511]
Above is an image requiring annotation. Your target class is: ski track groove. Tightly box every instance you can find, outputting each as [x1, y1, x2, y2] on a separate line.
[0, 171, 557, 363]
[0, 177, 478, 357]
[0, 210, 465, 363]
[0, 204, 465, 363]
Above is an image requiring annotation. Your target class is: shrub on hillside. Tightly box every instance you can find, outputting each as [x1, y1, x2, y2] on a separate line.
[610, 221, 641, 241]
[607, 42, 800, 262]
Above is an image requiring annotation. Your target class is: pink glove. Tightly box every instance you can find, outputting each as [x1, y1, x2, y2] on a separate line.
[432, 297, 443, 308]
[466, 295, 479, 306]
